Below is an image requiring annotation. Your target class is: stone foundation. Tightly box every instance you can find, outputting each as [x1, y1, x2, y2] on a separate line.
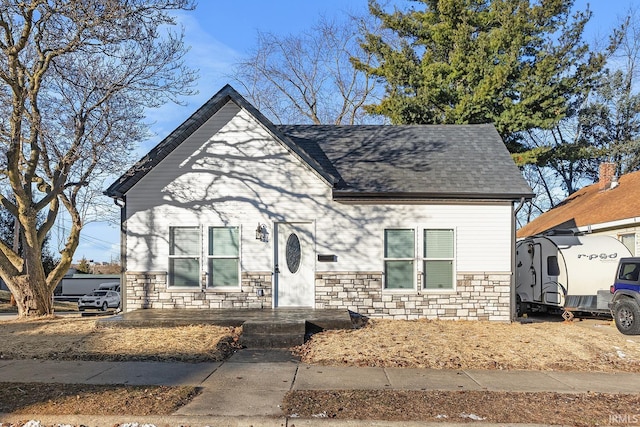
[124, 270, 511, 321]
[125, 271, 272, 310]
[314, 271, 511, 321]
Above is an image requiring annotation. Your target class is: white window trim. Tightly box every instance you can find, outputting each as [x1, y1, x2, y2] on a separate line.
[420, 228, 457, 293]
[381, 227, 457, 293]
[168, 225, 202, 289]
[383, 228, 417, 292]
[618, 232, 637, 256]
[206, 225, 242, 290]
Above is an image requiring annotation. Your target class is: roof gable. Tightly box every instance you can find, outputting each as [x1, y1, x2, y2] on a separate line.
[104, 85, 337, 198]
[517, 169, 640, 237]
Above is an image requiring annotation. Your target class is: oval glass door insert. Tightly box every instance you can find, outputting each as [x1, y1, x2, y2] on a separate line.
[286, 233, 301, 273]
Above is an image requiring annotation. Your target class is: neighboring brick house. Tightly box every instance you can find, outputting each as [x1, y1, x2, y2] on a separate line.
[105, 85, 533, 320]
[517, 163, 640, 255]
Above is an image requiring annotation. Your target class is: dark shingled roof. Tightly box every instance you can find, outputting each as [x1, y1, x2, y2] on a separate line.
[105, 85, 533, 201]
[280, 124, 533, 200]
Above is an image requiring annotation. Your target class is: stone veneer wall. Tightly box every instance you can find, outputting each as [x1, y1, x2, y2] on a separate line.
[125, 271, 272, 310]
[125, 270, 511, 321]
[314, 272, 512, 321]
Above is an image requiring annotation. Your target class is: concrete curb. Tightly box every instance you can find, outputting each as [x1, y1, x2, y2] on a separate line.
[0, 414, 566, 427]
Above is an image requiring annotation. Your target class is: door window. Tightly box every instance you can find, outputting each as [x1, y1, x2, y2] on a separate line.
[286, 233, 301, 273]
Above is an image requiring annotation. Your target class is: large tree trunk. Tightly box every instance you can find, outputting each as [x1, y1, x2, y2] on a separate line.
[8, 273, 53, 317]
[1, 211, 57, 317]
[3, 216, 78, 317]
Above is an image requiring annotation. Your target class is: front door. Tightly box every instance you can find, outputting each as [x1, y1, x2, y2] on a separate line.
[275, 222, 314, 307]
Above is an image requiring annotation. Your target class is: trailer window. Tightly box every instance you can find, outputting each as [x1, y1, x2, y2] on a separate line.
[547, 256, 560, 276]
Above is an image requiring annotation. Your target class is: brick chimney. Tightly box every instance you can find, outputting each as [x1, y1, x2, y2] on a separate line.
[599, 162, 616, 191]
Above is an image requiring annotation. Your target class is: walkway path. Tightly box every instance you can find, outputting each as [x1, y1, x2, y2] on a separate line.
[1, 348, 639, 425]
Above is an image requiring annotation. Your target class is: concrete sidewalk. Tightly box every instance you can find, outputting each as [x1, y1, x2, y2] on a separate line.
[1, 349, 639, 425]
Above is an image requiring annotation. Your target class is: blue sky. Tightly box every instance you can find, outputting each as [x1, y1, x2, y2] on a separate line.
[70, 0, 636, 263]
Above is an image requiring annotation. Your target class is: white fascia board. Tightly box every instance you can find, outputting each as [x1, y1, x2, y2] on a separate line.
[577, 217, 640, 233]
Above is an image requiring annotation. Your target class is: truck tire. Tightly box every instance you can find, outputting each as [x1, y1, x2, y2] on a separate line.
[613, 300, 640, 335]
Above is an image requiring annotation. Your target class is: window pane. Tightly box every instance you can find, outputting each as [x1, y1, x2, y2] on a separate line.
[209, 227, 239, 256]
[424, 260, 453, 289]
[621, 234, 636, 256]
[619, 262, 640, 281]
[208, 258, 239, 287]
[385, 229, 414, 258]
[424, 229, 453, 258]
[169, 258, 200, 287]
[547, 256, 560, 276]
[385, 260, 414, 289]
[170, 227, 200, 256]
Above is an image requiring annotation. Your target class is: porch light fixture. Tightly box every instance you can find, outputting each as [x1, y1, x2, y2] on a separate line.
[255, 223, 269, 242]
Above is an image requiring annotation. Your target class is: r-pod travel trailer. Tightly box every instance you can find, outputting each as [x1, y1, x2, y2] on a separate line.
[515, 233, 632, 317]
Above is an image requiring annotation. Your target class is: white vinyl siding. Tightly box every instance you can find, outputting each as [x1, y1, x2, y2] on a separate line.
[207, 226, 240, 288]
[124, 100, 515, 279]
[423, 229, 455, 290]
[384, 229, 415, 289]
[169, 226, 200, 287]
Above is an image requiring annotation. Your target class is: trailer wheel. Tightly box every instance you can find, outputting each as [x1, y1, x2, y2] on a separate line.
[516, 295, 528, 317]
[613, 300, 640, 335]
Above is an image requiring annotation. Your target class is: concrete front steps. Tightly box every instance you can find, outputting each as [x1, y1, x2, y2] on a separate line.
[240, 319, 307, 348]
[239, 309, 355, 348]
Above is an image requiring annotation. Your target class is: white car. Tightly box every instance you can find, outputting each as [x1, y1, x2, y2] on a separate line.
[78, 290, 121, 311]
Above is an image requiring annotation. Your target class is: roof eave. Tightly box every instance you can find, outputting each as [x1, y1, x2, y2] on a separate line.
[333, 191, 534, 202]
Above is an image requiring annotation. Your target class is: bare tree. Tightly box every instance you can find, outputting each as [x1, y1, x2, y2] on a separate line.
[232, 14, 381, 125]
[579, 9, 640, 177]
[0, 0, 197, 316]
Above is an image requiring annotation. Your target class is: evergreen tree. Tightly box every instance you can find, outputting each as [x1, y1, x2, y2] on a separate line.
[76, 257, 91, 274]
[357, 0, 607, 149]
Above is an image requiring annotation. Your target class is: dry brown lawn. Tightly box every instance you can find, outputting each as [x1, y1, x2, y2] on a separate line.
[294, 317, 640, 372]
[1, 314, 639, 425]
[0, 316, 241, 362]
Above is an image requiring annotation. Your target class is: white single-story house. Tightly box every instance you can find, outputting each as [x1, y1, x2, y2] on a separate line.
[105, 85, 533, 320]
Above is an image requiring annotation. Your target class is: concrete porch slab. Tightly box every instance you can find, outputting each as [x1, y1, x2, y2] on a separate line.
[99, 308, 353, 329]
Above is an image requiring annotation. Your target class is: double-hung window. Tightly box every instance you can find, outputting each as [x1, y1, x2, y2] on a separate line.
[169, 226, 201, 287]
[384, 229, 415, 289]
[423, 229, 455, 290]
[620, 233, 636, 256]
[207, 226, 240, 288]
